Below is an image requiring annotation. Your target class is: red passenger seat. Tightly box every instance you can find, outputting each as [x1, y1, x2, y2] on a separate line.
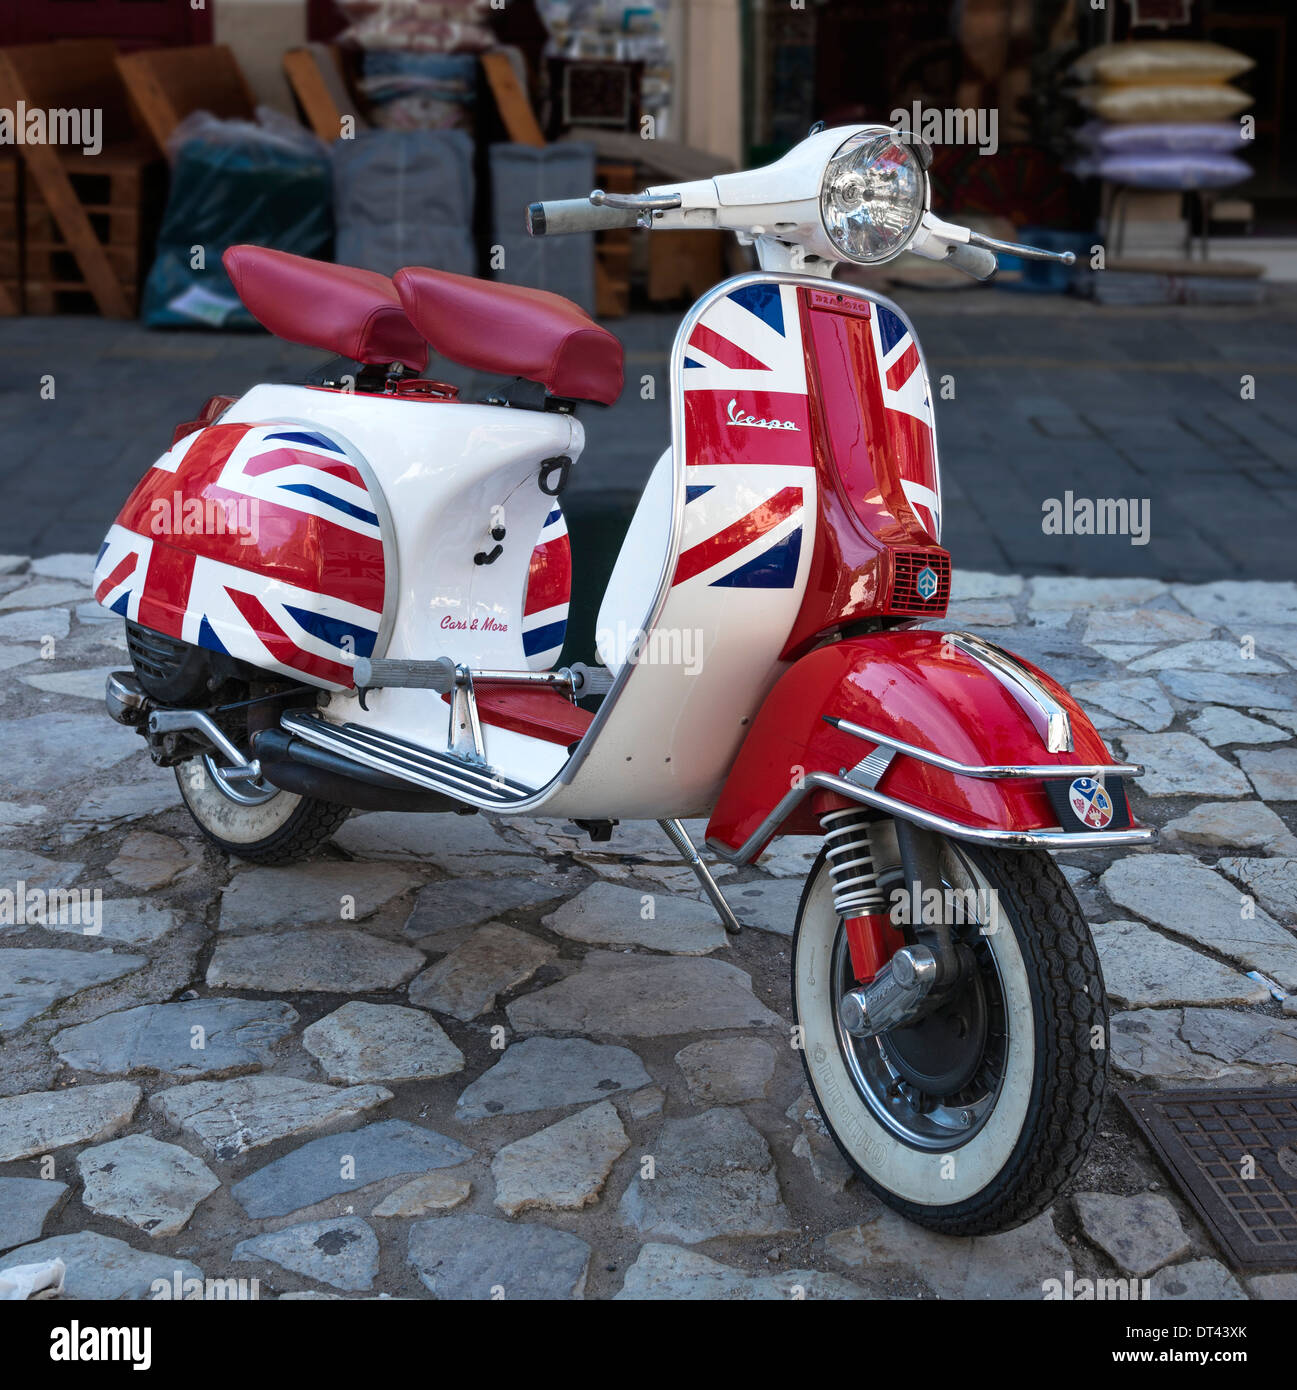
[223, 246, 428, 372]
[394, 266, 624, 405]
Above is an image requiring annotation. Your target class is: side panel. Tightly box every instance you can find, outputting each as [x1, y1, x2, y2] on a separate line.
[706, 630, 1122, 854]
[552, 280, 818, 820]
[94, 421, 390, 689]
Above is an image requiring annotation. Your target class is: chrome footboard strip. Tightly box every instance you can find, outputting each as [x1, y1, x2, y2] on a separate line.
[281, 712, 533, 805]
[706, 770, 1157, 865]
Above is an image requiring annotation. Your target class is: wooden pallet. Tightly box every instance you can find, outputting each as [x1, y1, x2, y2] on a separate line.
[0, 40, 162, 317]
[19, 146, 163, 315]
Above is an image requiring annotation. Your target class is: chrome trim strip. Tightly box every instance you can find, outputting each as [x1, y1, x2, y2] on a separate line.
[945, 631, 1072, 753]
[706, 770, 1157, 864]
[281, 712, 532, 804]
[845, 744, 896, 790]
[826, 716, 1143, 781]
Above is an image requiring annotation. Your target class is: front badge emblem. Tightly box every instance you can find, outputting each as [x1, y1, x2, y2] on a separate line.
[1068, 776, 1114, 829]
[915, 566, 939, 601]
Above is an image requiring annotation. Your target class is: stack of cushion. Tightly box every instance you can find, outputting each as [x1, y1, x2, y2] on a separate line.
[1070, 40, 1254, 190]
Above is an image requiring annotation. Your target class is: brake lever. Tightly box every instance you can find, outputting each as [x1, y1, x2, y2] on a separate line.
[589, 190, 683, 212]
[966, 230, 1076, 266]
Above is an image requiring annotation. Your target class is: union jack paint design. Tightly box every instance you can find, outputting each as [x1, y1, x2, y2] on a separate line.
[522, 505, 571, 670]
[93, 422, 388, 689]
[674, 282, 815, 591]
[869, 304, 940, 542]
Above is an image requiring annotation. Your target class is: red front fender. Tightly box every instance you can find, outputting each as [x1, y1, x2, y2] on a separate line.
[706, 630, 1146, 859]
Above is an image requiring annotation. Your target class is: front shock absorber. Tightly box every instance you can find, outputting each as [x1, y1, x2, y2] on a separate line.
[820, 806, 905, 982]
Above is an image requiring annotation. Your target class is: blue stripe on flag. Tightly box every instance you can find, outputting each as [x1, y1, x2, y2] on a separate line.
[682, 355, 706, 369]
[543, 507, 563, 527]
[96, 540, 108, 563]
[522, 618, 567, 657]
[197, 615, 227, 653]
[685, 485, 714, 503]
[729, 283, 784, 335]
[278, 483, 379, 527]
[265, 430, 345, 453]
[710, 527, 802, 589]
[283, 605, 377, 657]
[876, 306, 909, 355]
[109, 590, 130, 616]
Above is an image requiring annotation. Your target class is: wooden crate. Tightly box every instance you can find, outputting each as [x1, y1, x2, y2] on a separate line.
[0, 152, 19, 314]
[594, 158, 635, 318]
[647, 230, 727, 304]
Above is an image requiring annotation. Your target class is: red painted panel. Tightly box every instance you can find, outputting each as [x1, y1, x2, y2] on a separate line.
[707, 629, 1130, 857]
[443, 687, 594, 747]
[781, 289, 949, 658]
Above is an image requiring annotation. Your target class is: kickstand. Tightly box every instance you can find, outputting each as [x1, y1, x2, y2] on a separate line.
[657, 818, 742, 934]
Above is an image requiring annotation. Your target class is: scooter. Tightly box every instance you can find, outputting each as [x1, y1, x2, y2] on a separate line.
[95, 124, 1154, 1234]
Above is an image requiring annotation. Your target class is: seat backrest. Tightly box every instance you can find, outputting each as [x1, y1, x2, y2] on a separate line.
[394, 266, 624, 405]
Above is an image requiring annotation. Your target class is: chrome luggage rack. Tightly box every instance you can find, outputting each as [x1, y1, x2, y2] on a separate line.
[709, 715, 1156, 864]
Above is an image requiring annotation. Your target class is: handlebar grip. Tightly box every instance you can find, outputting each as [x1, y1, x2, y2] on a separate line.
[526, 199, 642, 237]
[944, 242, 998, 282]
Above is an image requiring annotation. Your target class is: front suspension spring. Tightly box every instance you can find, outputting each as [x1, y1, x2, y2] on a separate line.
[820, 806, 886, 919]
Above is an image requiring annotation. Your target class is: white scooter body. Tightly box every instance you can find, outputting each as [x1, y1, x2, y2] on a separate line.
[210, 273, 833, 821]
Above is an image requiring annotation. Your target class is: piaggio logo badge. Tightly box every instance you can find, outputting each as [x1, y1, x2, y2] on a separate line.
[915, 566, 939, 601]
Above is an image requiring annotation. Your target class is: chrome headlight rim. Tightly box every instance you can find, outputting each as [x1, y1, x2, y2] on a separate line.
[818, 127, 931, 266]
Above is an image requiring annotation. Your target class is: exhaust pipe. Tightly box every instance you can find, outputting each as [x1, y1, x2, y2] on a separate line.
[252, 729, 460, 813]
[106, 672, 460, 814]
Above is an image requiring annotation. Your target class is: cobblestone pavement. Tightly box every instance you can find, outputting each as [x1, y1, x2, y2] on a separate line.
[1, 559, 1296, 1299]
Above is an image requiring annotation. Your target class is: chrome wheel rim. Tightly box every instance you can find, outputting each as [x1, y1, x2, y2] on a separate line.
[831, 867, 1010, 1152]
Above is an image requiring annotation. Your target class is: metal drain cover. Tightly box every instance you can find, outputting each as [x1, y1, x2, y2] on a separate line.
[1121, 1087, 1297, 1272]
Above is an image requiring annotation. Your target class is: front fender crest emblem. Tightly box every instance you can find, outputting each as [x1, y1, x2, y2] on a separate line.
[1068, 776, 1114, 829]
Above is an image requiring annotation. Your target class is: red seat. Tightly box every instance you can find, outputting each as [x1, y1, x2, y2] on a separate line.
[223, 246, 428, 372]
[394, 267, 623, 406]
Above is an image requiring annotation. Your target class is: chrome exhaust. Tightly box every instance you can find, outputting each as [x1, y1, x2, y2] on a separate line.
[105, 672, 261, 780]
[105, 670, 150, 725]
[839, 945, 938, 1037]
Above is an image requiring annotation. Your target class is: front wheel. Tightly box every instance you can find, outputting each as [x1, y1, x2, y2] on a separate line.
[792, 837, 1107, 1235]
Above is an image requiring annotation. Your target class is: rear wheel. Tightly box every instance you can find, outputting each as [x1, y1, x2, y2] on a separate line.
[792, 834, 1107, 1235]
[175, 748, 350, 865]
[127, 621, 351, 864]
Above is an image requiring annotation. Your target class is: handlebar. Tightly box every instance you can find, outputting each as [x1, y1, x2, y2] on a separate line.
[525, 198, 642, 236]
[526, 187, 1077, 285]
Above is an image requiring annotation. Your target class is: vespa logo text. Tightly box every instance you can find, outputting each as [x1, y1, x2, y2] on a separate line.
[726, 398, 799, 432]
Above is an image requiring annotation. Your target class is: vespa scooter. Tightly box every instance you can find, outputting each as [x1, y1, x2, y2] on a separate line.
[95, 125, 1153, 1233]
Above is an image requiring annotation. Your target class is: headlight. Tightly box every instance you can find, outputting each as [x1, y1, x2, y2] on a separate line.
[819, 131, 926, 264]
